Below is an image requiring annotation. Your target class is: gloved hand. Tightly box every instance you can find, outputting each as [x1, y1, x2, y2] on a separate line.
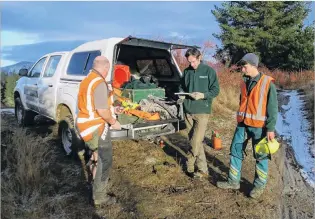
[190, 92, 205, 100]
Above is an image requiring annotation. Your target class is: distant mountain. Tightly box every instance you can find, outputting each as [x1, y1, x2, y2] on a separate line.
[1, 61, 34, 75]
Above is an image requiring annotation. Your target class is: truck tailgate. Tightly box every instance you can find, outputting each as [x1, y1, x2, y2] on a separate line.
[111, 118, 180, 140]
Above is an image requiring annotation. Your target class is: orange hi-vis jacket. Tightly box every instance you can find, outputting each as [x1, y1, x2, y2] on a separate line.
[236, 74, 275, 128]
[76, 70, 114, 142]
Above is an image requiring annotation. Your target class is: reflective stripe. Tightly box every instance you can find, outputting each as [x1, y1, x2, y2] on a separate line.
[101, 123, 109, 140]
[237, 112, 267, 121]
[256, 75, 269, 119]
[108, 85, 115, 117]
[86, 77, 103, 119]
[256, 168, 267, 181]
[80, 124, 102, 137]
[77, 117, 102, 124]
[237, 112, 245, 117]
[230, 164, 239, 174]
[257, 167, 267, 177]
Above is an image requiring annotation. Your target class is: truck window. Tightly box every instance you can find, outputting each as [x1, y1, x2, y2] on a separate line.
[137, 60, 156, 75]
[155, 59, 173, 76]
[67, 51, 101, 76]
[136, 59, 173, 77]
[43, 55, 62, 77]
[29, 57, 47, 78]
[83, 51, 101, 75]
[67, 52, 89, 75]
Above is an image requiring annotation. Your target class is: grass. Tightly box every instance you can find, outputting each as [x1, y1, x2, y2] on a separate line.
[212, 67, 240, 117]
[1, 119, 96, 219]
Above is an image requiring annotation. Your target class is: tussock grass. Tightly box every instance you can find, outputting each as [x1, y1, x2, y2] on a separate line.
[1, 124, 95, 219]
[212, 86, 239, 116]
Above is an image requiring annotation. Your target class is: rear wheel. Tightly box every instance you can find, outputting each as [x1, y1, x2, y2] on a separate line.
[60, 115, 74, 155]
[15, 97, 36, 126]
[57, 109, 83, 156]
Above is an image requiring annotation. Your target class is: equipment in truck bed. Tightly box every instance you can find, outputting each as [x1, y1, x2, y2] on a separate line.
[121, 88, 165, 103]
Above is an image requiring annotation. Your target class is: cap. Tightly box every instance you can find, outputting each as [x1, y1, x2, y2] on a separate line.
[240, 53, 259, 67]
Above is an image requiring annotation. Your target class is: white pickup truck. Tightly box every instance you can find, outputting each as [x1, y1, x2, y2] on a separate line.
[14, 36, 197, 155]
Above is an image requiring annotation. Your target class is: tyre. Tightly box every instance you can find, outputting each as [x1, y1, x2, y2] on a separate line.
[58, 111, 83, 156]
[15, 97, 36, 127]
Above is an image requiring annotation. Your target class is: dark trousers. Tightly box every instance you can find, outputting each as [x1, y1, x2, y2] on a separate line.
[92, 130, 112, 201]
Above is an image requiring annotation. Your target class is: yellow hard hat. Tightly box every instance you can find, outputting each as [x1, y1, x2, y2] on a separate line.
[255, 138, 280, 155]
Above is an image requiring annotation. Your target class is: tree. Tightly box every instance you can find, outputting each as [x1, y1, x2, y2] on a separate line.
[212, 1, 314, 70]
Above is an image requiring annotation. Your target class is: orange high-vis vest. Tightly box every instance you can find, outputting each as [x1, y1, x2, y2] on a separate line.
[236, 74, 275, 128]
[76, 70, 114, 142]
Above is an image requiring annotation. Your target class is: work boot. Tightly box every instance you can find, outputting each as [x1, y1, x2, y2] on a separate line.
[249, 186, 265, 199]
[186, 171, 195, 178]
[216, 180, 240, 190]
[93, 195, 117, 207]
[193, 171, 209, 180]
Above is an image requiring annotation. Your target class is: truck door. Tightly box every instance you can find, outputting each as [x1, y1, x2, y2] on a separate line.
[38, 55, 62, 118]
[24, 57, 47, 112]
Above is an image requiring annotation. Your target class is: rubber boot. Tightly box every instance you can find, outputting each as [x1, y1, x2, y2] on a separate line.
[217, 180, 240, 190]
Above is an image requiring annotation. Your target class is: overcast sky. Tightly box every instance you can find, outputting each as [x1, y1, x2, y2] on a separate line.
[1, 1, 314, 66]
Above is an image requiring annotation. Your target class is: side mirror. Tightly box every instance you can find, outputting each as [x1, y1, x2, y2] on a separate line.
[19, 68, 28, 77]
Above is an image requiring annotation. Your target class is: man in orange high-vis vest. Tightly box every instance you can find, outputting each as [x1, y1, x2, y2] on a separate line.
[217, 53, 278, 199]
[76, 56, 121, 207]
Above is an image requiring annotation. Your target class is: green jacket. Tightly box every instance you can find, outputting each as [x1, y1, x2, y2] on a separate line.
[180, 63, 220, 114]
[242, 73, 278, 132]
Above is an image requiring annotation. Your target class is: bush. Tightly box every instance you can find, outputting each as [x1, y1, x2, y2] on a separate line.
[1, 73, 8, 103]
[1, 74, 20, 107]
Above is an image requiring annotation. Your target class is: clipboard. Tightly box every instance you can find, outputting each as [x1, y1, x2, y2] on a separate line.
[175, 92, 192, 96]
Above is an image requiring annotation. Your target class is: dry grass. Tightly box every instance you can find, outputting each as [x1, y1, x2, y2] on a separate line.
[261, 66, 315, 90]
[212, 67, 241, 117]
[1, 118, 97, 219]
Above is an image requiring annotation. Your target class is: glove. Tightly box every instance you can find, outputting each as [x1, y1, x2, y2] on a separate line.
[190, 92, 205, 100]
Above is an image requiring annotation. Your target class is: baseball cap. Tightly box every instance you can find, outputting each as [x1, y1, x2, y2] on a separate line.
[238, 53, 259, 67]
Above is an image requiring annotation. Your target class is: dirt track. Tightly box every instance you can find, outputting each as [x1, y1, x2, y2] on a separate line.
[277, 91, 315, 219]
[1, 101, 314, 218]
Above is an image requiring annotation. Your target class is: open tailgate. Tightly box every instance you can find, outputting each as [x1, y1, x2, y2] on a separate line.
[117, 35, 200, 50]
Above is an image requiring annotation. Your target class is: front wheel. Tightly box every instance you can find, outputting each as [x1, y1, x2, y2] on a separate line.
[15, 97, 36, 127]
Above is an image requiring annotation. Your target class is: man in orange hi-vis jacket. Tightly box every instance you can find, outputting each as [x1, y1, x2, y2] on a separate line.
[76, 56, 121, 207]
[217, 53, 278, 199]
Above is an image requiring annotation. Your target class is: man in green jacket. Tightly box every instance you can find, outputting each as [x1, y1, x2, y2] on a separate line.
[179, 48, 220, 179]
[217, 53, 278, 199]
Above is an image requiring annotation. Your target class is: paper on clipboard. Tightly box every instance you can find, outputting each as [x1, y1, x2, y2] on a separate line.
[175, 92, 192, 96]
